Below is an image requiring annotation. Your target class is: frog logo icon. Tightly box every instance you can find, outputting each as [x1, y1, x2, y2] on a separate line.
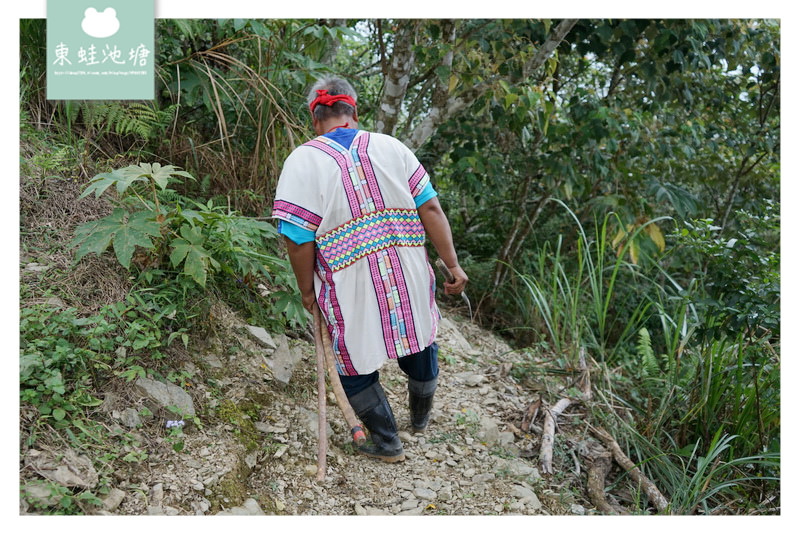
[81, 7, 120, 38]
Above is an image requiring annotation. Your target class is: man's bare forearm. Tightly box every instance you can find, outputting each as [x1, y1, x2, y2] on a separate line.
[418, 197, 468, 294]
[284, 237, 317, 310]
[418, 197, 457, 266]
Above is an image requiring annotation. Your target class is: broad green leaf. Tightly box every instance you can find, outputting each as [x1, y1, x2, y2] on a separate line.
[75, 395, 104, 407]
[79, 171, 120, 199]
[72, 209, 160, 268]
[52, 408, 66, 421]
[170, 226, 214, 286]
[169, 239, 191, 267]
[183, 247, 208, 287]
[180, 224, 205, 245]
[104, 165, 154, 194]
[169, 170, 196, 180]
[71, 209, 126, 263]
[150, 163, 176, 190]
[132, 337, 150, 350]
[111, 211, 161, 268]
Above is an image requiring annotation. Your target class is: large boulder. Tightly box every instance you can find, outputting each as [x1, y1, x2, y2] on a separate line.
[244, 325, 278, 351]
[134, 377, 196, 419]
[510, 483, 542, 511]
[24, 449, 98, 489]
[263, 334, 303, 385]
[437, 317, 479, 356]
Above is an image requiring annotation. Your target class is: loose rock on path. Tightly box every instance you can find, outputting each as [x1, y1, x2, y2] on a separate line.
[24, 306, 589, 516]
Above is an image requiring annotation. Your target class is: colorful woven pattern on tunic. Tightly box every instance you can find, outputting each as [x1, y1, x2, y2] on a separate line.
[409, 164, 431, 198]
[316, 252, 355, 375]
[306, 134, 383, 217]
[368, 249, 420, 358]
[353, 133, 385, 212]
[272, 200, 322, 231]
[304, 131, 426, 369]
[316, 209, 426, 273]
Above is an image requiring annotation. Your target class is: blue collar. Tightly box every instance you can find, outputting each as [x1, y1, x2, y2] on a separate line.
[322, 127, 359, 149]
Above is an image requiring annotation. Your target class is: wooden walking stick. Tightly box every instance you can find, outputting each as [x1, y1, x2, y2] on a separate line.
[312, 305, 367, 480]
[312, 305, 327, 481]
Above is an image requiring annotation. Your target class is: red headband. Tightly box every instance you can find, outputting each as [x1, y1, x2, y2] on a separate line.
[309, 89, 357, 115]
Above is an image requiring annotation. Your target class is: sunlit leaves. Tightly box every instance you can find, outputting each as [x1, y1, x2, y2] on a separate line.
[79, 163, 195, 200]
[71, 209, 161, 269]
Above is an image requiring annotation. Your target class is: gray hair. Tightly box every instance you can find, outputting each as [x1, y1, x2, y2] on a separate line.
[307, 76, 358, 120]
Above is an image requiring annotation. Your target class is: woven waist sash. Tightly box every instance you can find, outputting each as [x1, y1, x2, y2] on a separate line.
[316, 208, 426, 273]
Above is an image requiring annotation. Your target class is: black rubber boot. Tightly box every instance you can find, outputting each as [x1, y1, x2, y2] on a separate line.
[408, 376, 437, 433]
[347, 382, 405, 463]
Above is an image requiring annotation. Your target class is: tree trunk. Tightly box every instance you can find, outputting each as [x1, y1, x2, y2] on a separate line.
[522, 19, 578, 81]
[375, 20, 420, 136]
[404, 19, 578, 152]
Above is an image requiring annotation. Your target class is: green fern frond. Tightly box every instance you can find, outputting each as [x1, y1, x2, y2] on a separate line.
[637, 328, 659, 377]
[81, 101, 176, 141]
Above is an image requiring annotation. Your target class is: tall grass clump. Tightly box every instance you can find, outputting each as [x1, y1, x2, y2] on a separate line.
[508, 199, 780, 513]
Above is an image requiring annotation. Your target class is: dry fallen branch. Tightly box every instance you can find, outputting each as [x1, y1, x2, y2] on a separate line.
[590, 426, 671, 514]
[520, 397, 541, 432]
[579, 439, 628, 515]
[586, 450, 618, 514]
[538, 398, 572, 475]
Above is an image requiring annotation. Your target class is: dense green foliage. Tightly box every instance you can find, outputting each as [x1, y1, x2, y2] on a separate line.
[20, 18, 778, 514]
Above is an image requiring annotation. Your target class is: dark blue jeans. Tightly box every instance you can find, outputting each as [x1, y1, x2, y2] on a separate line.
[339, 343, 439, 399]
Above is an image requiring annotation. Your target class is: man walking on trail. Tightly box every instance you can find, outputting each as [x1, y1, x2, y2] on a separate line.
[271, 77, 468, 463]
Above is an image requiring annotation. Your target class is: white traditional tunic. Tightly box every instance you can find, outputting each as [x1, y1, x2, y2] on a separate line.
[272, 130, 441, 376]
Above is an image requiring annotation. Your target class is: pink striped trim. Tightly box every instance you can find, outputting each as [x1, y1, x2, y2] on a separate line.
[306, 139, 360, 217]
[426, 255, 440, 346]
[355, 133, 385, 210]
[315, 252, 356, 376]
[409, 164, 429, 197]
[272, 200, 322, 230]
[387, 248, 420, 353]
[368, 252, 396, 359]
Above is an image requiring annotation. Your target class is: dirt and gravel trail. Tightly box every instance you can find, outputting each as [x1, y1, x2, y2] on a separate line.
[82, 304, 590, 517]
